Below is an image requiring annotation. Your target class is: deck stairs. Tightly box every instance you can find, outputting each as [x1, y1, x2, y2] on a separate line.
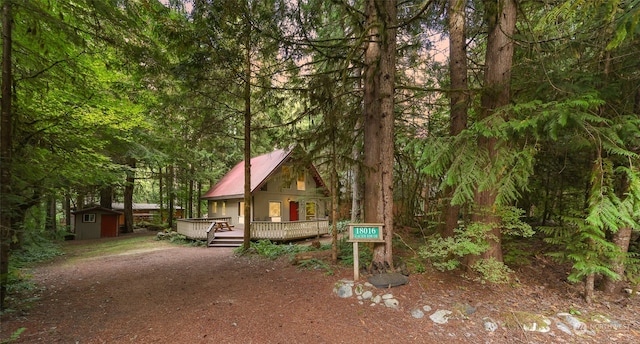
[208, 235, 243, 247]
[207, 226, 244, 247]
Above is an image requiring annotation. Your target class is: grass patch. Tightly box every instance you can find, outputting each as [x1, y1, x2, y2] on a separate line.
[62, 235, 170, 263]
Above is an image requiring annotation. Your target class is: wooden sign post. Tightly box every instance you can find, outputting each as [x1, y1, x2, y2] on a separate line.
[348, 223, 384, 280]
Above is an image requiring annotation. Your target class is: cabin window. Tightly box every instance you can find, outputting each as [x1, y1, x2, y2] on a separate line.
[282, 165, 291, 179]
[281, 166, 292, 189]
[239, 202, 244, 216]
[222, 202, 226, 216]
[305, 202, 316, 220]
[269, 201, 281, 217]
[212, 202, 217, 214]
[297, 172, 305, 191]
[83, 213, 96, 223]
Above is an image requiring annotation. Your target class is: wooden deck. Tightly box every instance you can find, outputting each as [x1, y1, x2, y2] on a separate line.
[176, 218, 330, 247]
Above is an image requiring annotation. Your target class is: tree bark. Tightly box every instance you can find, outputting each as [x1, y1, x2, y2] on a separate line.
[242, 11, 252, 250]
[603, 226, 632, 293]
[168, 164, 175, 229]
[0, 0, 13, 310]
[363, 0, 397, 272]
[467, 0, 517, 267]
[123, 158, 136, 233]
[441, 0, 469, 238]
[100, 185, 113, 209]
[45, 195, 57, 233]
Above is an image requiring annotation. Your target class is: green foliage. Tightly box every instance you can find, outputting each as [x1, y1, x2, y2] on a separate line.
[541, 219, 620, 283]
[1, 327, 26, 344]
[3, 240, 63, 314]
[418, 223, 492, 271]
[10, 241, 64, 268]
[624, 251, 640, 295]
[235, 240, 317, 260]
[154, 232, 206, 247]
[470, 258, 514, 284]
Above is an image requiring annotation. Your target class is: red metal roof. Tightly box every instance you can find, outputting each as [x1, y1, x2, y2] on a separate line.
[201, 147, 294, 200]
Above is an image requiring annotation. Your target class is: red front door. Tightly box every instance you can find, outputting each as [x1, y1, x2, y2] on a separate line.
[101, 214, 118, 237]
[289, 201, 299, 221]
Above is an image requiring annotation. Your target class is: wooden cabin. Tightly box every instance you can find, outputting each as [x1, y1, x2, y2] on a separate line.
[177, 147, 330, 245]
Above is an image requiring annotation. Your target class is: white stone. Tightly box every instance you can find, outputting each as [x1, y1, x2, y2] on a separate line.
[411, 309, 425, 319]
[384, 298, 399, 308]
[381, 293, 394, 300]
[372, 295, 382, 304]
[362, 291, 373, 300]
[334, 285, 353, 298]
[429, 310, 453, 324]
[483, 318, 498, 332]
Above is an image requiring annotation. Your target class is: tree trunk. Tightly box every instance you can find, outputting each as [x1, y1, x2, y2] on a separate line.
[441, 0, 469, 238]
[196, 181, 202, 218]
[466, 0, 516, 267]
[583, 273, 595, 304]
[100, 185, 113, 209]
[123, 158, 136, 233]
[64, 191, 71, 229]
[168, 164, 175, 229]
[331, 138, 339, 263]
[350, 120, 362, 223]
[188, 165, 194, 218]
[242, 13, 252, 250]
[0, 0, 13, 310]
[363, 0, 397, 272]
[603, 226, 632, 293]
[45, 195, 57, 233]
[159, 166, 164, 223]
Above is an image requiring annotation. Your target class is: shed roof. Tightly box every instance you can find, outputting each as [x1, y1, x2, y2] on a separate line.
[72, 206, 122, 215]
[201, 147, 293, 200]
[111, 203, 183, 211]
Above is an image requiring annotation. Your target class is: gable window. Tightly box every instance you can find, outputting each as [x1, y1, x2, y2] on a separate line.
[297, 172, 305, 191]
[83, 213, 96, 223]
[281, 166, 292, 189]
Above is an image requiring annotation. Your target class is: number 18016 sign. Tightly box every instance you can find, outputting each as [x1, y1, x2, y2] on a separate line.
[348, 223, 384, 242]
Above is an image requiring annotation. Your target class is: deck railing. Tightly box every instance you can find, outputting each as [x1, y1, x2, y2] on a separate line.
[251, 220, 329, 241]
[177, 218, 329, 241]
[176, 217, 231, 240]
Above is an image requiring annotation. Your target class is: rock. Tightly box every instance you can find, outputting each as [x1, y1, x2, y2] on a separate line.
[483, 318, 498, 332]
[555, 321, 573, 336]
[422, 305, 432, 312]
[453, 302, 476, 316]
[381, 293, 394, 300]
[383, 298, 399, 308]
[556, 313, 587, 334]
[354, 284, 364, 296]
[372, 295, 382, 304]
[411, 309, 425, 319]
[333, 281, 353, 298]
[522, 317, 551, 333]
[367, 273, 409, 288]
[362, 291, 373, 300]
[429, 309, 453, 324]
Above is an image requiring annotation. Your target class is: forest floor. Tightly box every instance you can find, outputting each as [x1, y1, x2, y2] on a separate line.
[1, 230, 639, 344]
